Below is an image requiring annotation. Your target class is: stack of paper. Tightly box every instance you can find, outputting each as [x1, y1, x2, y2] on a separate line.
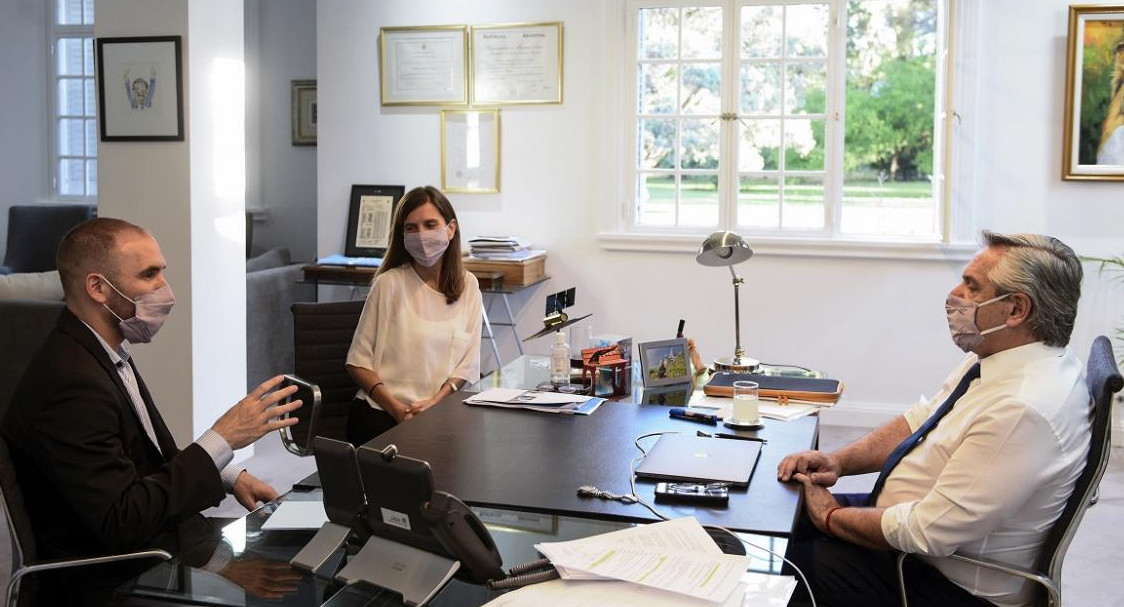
[688, 393, 819, 422]
[468, 236, 545, 261]
[507, 518, 794, 606]
[464, 388, 604, 415]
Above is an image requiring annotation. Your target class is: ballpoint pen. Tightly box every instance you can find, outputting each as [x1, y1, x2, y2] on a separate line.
[697, 430, 767, 444]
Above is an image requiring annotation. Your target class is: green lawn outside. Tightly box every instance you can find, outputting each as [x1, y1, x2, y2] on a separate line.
[642, 179, 933, 207]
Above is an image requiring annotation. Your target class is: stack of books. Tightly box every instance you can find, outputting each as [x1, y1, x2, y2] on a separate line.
[468, 236, 544, 261]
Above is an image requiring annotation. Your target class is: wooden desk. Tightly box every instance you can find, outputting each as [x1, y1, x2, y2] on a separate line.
[366, 356, 819, 537]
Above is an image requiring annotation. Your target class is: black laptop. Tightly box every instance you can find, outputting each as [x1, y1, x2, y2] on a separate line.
[635, 434, 762, 487]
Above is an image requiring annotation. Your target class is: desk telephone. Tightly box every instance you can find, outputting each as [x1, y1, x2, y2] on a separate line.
[311, 438, 504, 585]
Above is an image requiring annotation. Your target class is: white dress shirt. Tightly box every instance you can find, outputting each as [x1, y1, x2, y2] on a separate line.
[878, 342, 1091, 607]
[347, 265, 483, 410]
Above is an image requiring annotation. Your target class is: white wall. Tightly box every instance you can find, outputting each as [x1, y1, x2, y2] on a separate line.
[245, 0, 317, 261]
[317, 0, 1123, 428]
[0, 0, 50, 257]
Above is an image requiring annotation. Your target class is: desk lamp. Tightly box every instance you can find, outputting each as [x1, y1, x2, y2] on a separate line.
[696, 231, 758, 373]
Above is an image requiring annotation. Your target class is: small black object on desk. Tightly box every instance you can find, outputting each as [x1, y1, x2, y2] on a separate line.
[668, 407, 718, 425]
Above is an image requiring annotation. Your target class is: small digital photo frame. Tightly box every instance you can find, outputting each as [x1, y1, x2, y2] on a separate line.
[638, 338, 692, 388]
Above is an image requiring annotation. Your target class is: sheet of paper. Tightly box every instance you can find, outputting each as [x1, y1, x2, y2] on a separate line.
[539, 517, 721, 580]
[465, 388, 589, 405]
[480, 571, 795, 607]
[260, 500, 328, 530]
[539, 542, 749, 602]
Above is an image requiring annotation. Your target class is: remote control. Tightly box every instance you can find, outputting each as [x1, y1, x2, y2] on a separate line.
[654, 482, 730, 506]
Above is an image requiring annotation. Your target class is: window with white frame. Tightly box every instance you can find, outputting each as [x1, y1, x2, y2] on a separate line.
[50, 0, 98, 200]
[626, 0, 947, 241]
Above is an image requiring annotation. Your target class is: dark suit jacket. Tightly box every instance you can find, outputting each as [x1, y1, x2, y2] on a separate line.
[1, 308, 226, 560]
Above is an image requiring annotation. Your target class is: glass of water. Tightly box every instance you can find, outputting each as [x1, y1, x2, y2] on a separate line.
[731, 380, 760, 424]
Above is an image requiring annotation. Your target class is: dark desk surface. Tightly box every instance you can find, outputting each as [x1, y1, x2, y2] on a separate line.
[116, 490, 787, 607]
[300, 263, 550, 294]
[364, 357, 819, 537]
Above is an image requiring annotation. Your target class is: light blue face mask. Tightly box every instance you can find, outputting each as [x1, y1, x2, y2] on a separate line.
[945, 292, 1011, 352]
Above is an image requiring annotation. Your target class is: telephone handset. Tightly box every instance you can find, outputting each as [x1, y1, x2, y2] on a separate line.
[420, 491, 504, 584]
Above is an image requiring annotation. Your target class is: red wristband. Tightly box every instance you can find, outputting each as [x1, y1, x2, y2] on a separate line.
[824, 506, 844, 536]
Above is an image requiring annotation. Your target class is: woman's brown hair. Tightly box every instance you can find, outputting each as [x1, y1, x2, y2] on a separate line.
[376, 185, 465, 304]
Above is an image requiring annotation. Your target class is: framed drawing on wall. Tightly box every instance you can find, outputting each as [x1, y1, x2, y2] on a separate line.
[379, 25, 469, 106]
[96, 36, 184, 141]
[471, 22, 563, 105]
[441, 109, 500, 193]
[1062, 5, 1124, 181]
[345, 185, 406, 258]
[291, 80, 317, 146]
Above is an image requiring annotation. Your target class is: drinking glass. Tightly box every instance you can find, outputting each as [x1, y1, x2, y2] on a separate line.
[732, 380, 760, 424]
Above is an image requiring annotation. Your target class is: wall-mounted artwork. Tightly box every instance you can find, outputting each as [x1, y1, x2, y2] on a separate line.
[96, 36, 184, 141]
[291, 80, 317, 146]
[1063, 5, 1124, 181]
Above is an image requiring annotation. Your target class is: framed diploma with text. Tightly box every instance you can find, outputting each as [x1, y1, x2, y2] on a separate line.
[441, 109, 500, 193]
[379, 25, 469, 106]
[345, 185, 406, 258]
[471, 22, 563, 105]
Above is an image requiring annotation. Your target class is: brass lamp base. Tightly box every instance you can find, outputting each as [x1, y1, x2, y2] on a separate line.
[712, 355, 760, 374]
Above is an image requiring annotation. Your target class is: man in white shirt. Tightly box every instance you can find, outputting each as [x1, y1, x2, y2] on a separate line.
[777, 232, 1090, 607]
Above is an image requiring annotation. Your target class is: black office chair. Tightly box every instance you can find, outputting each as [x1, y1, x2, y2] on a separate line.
[896, 335, 1123, 607]
[0, 204, 95, 275]
[0, 436, 171, 607]
[281, 300, 365, 455]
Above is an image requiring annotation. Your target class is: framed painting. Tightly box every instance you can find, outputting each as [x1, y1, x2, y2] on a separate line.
[291, 80, 317, 145]
[1063, 5, 1124, 180]
[96, 36, 184, 141]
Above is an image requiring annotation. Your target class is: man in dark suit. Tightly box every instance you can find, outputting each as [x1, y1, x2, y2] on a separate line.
[2, 218, 301, 604]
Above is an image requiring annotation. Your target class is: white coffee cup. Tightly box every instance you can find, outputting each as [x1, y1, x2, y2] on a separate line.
[732, 380, 760, 424]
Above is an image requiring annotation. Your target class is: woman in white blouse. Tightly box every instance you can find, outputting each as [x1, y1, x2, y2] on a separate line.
[345, 186, 483, 444]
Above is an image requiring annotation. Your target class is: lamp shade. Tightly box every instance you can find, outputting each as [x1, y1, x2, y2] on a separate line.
[695, 231, 753, 267]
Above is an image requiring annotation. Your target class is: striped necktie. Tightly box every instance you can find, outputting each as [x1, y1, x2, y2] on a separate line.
[868, 362, 981, 503]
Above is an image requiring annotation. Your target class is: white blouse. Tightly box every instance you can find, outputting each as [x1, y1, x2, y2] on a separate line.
[346, 265, 483, 410]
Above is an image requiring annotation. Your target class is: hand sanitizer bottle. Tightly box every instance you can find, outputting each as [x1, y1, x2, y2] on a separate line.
[551, 330, 570, 386]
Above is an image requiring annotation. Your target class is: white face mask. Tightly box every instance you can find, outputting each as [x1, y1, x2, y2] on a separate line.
[403, 225, 451, 268]
[945, 292, 1010, 352]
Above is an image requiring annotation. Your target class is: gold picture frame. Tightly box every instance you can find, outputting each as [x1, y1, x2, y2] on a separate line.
[1062, 5, 1124, 181]
[379, 25, 469, 106]
[441, 109, 501, 193]
[291, 80, 317, 146]
[470, 22, 564, 105]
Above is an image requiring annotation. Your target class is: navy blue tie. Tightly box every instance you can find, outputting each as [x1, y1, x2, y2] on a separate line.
[868, 362, 981, 503]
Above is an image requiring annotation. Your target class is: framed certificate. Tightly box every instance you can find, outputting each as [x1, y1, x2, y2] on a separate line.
[441, 109, 500, 193]
[471, 22, 563, 105]
[380, 25, 469, 106]
[345, 185, 406, 258]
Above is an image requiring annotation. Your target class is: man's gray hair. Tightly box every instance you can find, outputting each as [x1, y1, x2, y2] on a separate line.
[982, 231, 1083, 347]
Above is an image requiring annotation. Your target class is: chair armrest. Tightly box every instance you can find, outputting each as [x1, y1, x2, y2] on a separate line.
[896, 551, 1060, 607]
[9, 548, 172, 589]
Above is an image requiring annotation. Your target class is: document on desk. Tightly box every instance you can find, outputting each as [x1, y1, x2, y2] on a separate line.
[479, 573, 796, 607]
[688, 392, 818, 421]
[260, 500, 328, 530]
[535, 517, 749, 603]
[464, 388, 605, 415]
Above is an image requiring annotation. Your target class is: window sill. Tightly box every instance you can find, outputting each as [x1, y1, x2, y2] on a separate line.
[597, 232, 978, 262]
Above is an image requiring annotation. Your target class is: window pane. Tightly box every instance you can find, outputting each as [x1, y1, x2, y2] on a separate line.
[59, 159, 85, 196]
[57, 0, 83, 25]
[637, 174, 675, 226]
[739, 120, 781, 171]
[58, 78, 85, 115]
[83, 0, 94, 25]
[86, 160, 98, 196]
[84, 38, 95, 76]
[639, 64, 677, 114]
[680, 174, 719, 227]
[85, 78, 97, 116]
[639, 119, 676, 169]
[740, 63, 781, 115]
[783, 176, 824, 229]
[741, 6, 782, 59]
[842, 0, 938, 237]
[58, 38, 85, 76]
[784, 119, 825, 171]
[680, 119, 719, 169]
[639, 8, 678, 60]
[86, 119, 98, 155]
[738, 175, 780, 228]
[681, 63, 721, 115]
[681, 7, 723, 60]
[786, 4, 829, 58]
[58, 118, 85, 156]
[785, 62, 827, 114]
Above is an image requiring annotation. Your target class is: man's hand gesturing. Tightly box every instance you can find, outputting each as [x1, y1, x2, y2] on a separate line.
[211, 376, 301, 450]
